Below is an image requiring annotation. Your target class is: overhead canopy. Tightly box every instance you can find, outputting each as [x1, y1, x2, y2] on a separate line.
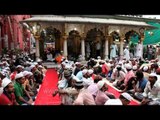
[143, 22, 160, 45]
[131, 22, 160, 45]
[20, 15, 154, 29]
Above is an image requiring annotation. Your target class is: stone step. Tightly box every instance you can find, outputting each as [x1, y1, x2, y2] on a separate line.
[42, 62, 59, 68]
[42, 60, 88, 68]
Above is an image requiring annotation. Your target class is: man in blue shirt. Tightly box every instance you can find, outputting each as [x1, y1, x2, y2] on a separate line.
[132, 71, 148, 101]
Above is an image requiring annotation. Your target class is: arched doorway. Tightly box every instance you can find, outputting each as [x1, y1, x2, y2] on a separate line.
[67, 30, 81, 60]
[40, 26, 61, 61]
[86, 28, 105, 59]
[125, 30, 141, 44]
[125, 30, 141, 57]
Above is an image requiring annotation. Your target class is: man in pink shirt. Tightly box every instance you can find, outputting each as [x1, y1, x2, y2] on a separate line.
[87, 75, 102, 99]
[95, 81, 110, 105]
[124, 64, 135, 84]
[73, 80, 96, 105]
[118, 64, 135, 90]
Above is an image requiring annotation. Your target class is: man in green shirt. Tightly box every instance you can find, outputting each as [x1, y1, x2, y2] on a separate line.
[14, 72, 33, 105]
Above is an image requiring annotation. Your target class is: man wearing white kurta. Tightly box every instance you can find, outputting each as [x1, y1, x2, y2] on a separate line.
[110, 42, 118, 59]
[105, 92, 132, 105]
[136, 41, 143, 60]
[123, 46, 130, 61]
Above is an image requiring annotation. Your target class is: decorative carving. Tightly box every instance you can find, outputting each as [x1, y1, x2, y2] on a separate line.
[42, 22, 63, 33]
[85, 28, 105, 42]
[85, 24, 96, 33]
[105, 35, 111, 40]
[34, 35, 41, 40]
[65, 23, 85, 35]
[81, 32, 86, 40]
[41, 26, 61, 42]
[139, 27, 145, 34]
[108, 25, 120, 35]
[140, 35, 145, 42]
[62, 33, 68, 40]
[121, 26, 139, 37]
[120, 36, 125, 41]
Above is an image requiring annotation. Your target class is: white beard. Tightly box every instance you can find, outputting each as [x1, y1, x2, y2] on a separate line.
[0, 87, 3, 95]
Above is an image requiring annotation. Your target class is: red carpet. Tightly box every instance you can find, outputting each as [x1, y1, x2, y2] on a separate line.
[34, 69, 61, 105]
[107, 84, 140, 105]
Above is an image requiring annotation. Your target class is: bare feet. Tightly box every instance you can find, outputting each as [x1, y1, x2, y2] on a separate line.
[52, 90, 58, 97]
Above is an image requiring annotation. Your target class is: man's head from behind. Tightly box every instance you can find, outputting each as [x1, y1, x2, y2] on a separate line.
[97, 81, 108, 92]
[64, 70, 72, 80]
[135, 70, 144, 81]
[119, 92, 133, 105]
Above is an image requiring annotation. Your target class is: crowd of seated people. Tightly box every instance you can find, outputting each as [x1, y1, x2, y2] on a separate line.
[0, 52, 47, 105]
[53, 56, 160, 105]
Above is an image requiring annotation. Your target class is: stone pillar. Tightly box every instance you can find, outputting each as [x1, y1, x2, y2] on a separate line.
[81, 39, 85, 60]
[4, 34, 8, 49]
[140, 34, 145, 60]
[81, 33, 85, 60]
[63, 34, 68, 58]
[138, 27, 145, 60]
[35, 36, 40, 61]
[120, 37, 125, 60]
[104, 35, 109, 60]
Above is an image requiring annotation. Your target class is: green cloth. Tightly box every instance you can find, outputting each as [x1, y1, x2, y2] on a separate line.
[130, 22, 160, 45]
[14, 81, 24, 105]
